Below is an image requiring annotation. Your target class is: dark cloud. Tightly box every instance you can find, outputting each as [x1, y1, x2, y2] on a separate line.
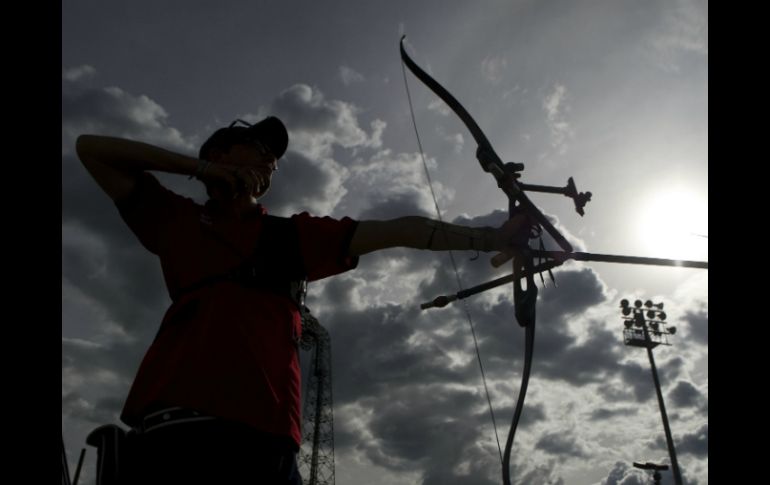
[366, 385, 490, 462]
[62, 391, 125, 426]
[535, 431, 589, 459]
[589, 406, 638, 421]
[536, 325, 622, 385]
[62, 337, 147, 392]
[613, 355, 691, 406]
[258, 149, 345, 216]
[62, 239, 169, 338]
[341, 383, 503, 483]
[538, 268, 607, 316]
[510, 462, 565, 485]
[682, 309, 708, 345]
[62, 75, 191, 154]
[618, 359, 669, 402]
[421, 464, 499, 485]
[667, 380, 705, 410]
[676, 424, 708, 458]
[659, 356, 686, 384]
[328, 304, 470, 406]
[356, 192, 433, 220]
[596, 382, 637, 402]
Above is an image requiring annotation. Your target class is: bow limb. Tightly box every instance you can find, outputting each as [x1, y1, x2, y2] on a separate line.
[400, 36, 505, 176]
[401, 35, 543, 485]
[503, 316, 535, 485]
[399, 36, 573, 254]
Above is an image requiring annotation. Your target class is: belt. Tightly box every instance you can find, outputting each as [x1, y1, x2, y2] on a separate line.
[138, 407, 219, 434]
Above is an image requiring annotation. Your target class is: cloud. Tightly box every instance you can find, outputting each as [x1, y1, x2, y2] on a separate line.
[597, 461, 648, 485]
[645, 0, 708, 72]
[648, 422, 707, 459]
[427, 99, 451, 117]
[62, 68, 194, 157]
[436, 126, 465, 154]
[536, 431, 590, 459]
[510, 462, 565, 485]
[339, 65, 365, 85]
[676, 423, 707, 457]
[340, 149, 451, 220]
[589, 406, 638, 421]
[667, 380, 706, 410]
[268, 83, 384, 158]
[542, 83, 574, 155]
[63, 64, 96, 82]
[481, 56, 508, 85]
[681, 308, 708, 345]
[258, 148, 349, 216]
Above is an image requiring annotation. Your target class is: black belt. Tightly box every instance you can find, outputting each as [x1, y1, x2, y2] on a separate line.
[137, 407, 219, 434]
[134, 408, 299, 453]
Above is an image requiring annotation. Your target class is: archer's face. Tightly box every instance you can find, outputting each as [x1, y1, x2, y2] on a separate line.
[214, 142, 279, 200]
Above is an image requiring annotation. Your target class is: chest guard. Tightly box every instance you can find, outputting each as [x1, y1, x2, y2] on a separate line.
[176, 215, 308, 308]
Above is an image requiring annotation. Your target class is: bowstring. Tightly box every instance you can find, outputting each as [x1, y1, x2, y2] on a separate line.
[401, 59, 504, 468]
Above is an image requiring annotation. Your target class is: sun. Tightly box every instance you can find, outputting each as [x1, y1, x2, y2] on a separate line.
[635, 189, 708, 261]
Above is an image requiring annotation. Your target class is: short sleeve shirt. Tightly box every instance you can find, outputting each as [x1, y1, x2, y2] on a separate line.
[116, 173, 358, 448]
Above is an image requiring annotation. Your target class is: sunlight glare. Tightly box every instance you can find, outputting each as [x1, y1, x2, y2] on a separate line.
[635, 189, 708, 261]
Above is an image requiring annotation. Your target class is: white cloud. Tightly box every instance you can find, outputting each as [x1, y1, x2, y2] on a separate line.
[436, 126, 464, 153]
[481, 56, 508, 85]
[339, 65, 365, 85]
[342, 148, 454, 219]
[502, 84, 526, 102]
[645, 0, 708, 72]
[62, 74, 195, 156]
[542, 83, 575, 155]
[427, 99, 451, 117]
[63, 65, 96, 82]
[268, 84, 384, 159]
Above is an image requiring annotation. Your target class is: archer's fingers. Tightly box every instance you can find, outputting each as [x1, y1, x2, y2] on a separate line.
[490, 251, 514, 268]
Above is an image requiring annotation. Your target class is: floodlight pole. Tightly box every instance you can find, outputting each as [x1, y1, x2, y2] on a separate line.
[641, 314, 683, 485]
[622, 300, 684, 485]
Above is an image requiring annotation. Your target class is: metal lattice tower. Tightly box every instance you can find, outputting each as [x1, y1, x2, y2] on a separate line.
[298, 308, 335, 485]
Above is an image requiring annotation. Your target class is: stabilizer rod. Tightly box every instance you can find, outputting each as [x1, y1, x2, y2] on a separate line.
[420, 251, 707, 309]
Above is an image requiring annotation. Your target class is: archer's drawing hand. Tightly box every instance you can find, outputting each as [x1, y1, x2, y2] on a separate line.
[200, 163, 272, 198]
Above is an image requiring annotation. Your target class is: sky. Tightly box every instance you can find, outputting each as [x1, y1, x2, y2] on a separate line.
[62, 1, 708, 484]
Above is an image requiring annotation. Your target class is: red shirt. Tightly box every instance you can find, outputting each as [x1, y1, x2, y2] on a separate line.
[116, 173, 358, 448]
